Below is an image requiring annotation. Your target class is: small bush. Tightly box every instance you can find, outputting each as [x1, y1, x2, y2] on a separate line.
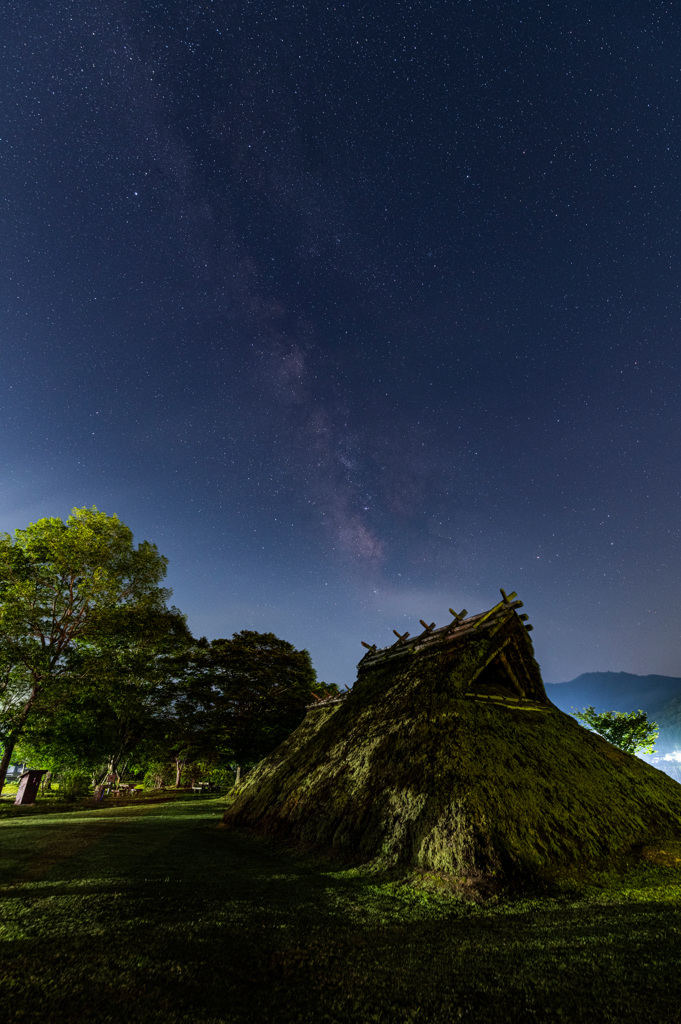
[142, 762, 174, 790]
[202, 765, 238, 790]
[57, 770, 91, 801]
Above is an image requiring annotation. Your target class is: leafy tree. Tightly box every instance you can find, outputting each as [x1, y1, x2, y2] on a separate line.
[0, 507, 172, 793]
[13, 607, 191, 785]
[76, 605, 192, 783]
[573, 706, 658, 755]
[148, 630, 332, 784]
[194, 630, 324, 765]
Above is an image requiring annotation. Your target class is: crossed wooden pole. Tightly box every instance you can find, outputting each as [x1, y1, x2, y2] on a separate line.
[360, 588, 533, 654]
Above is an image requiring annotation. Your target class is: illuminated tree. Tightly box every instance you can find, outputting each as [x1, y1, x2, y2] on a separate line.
[573, 706, 658, 755]
[0, 507, 172, 793]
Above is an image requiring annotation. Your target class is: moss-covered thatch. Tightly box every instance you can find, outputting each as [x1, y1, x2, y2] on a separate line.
[222, 594, 681, 881]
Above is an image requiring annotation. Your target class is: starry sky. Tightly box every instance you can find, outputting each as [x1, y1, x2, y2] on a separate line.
[2, 1, 680, 687]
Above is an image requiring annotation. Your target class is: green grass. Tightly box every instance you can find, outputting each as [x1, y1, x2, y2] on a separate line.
[0, 788, 196, 820]
[1, 798, 680, 1024]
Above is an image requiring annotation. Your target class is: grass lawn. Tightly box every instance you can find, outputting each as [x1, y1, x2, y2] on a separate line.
[0, 797, 680, 1023]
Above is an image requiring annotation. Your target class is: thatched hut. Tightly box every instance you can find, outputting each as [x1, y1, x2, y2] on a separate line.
[222, 590, 681, 881]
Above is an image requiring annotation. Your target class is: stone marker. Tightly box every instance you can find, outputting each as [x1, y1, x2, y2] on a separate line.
[14, 770, 48, 806]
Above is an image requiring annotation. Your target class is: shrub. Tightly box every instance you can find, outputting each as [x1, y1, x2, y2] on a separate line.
[57, 770, 91, 801]
[142, 762, 174, 790]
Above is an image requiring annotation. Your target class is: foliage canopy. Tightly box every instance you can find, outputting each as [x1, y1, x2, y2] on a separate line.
[0, 507, 173, 791]
[168, 630, 326, 770]
[572, 705, 658, 755]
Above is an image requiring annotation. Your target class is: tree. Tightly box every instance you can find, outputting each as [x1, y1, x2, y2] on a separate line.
[75, 605, 192, 783]
[572, 706, 658, 755]
[13, 606, 191, 785]
[152, 630, 330, 783]
[196, 630, 324, 765]
[129, 666, 222, 788]
[0, 507, 172, 793]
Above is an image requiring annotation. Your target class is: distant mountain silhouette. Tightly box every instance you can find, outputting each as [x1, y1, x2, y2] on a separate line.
[547, 672, 681, 781]
[547, 672, 681, 714]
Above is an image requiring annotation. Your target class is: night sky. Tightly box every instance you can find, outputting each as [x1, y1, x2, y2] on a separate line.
[3, 1, 681, 687]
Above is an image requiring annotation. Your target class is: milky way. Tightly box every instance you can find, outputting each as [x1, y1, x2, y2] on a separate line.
[2, 1, 681, 685]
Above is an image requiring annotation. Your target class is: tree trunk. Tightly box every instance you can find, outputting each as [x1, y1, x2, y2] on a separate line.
[175, 758, 185, 787]
[101, 746, 127, 786]
[235, 764, 241, 786]
[0, 735, 18, 797]
[0, 685, 39, 795]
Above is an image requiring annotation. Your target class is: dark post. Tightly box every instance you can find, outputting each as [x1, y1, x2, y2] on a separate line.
[14, 770, 48, 806]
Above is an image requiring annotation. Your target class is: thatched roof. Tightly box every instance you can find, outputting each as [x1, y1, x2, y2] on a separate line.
[223, 590, 681, 882]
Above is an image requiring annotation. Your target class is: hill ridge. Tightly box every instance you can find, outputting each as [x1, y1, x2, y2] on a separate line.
[546, 671, 681, 780]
